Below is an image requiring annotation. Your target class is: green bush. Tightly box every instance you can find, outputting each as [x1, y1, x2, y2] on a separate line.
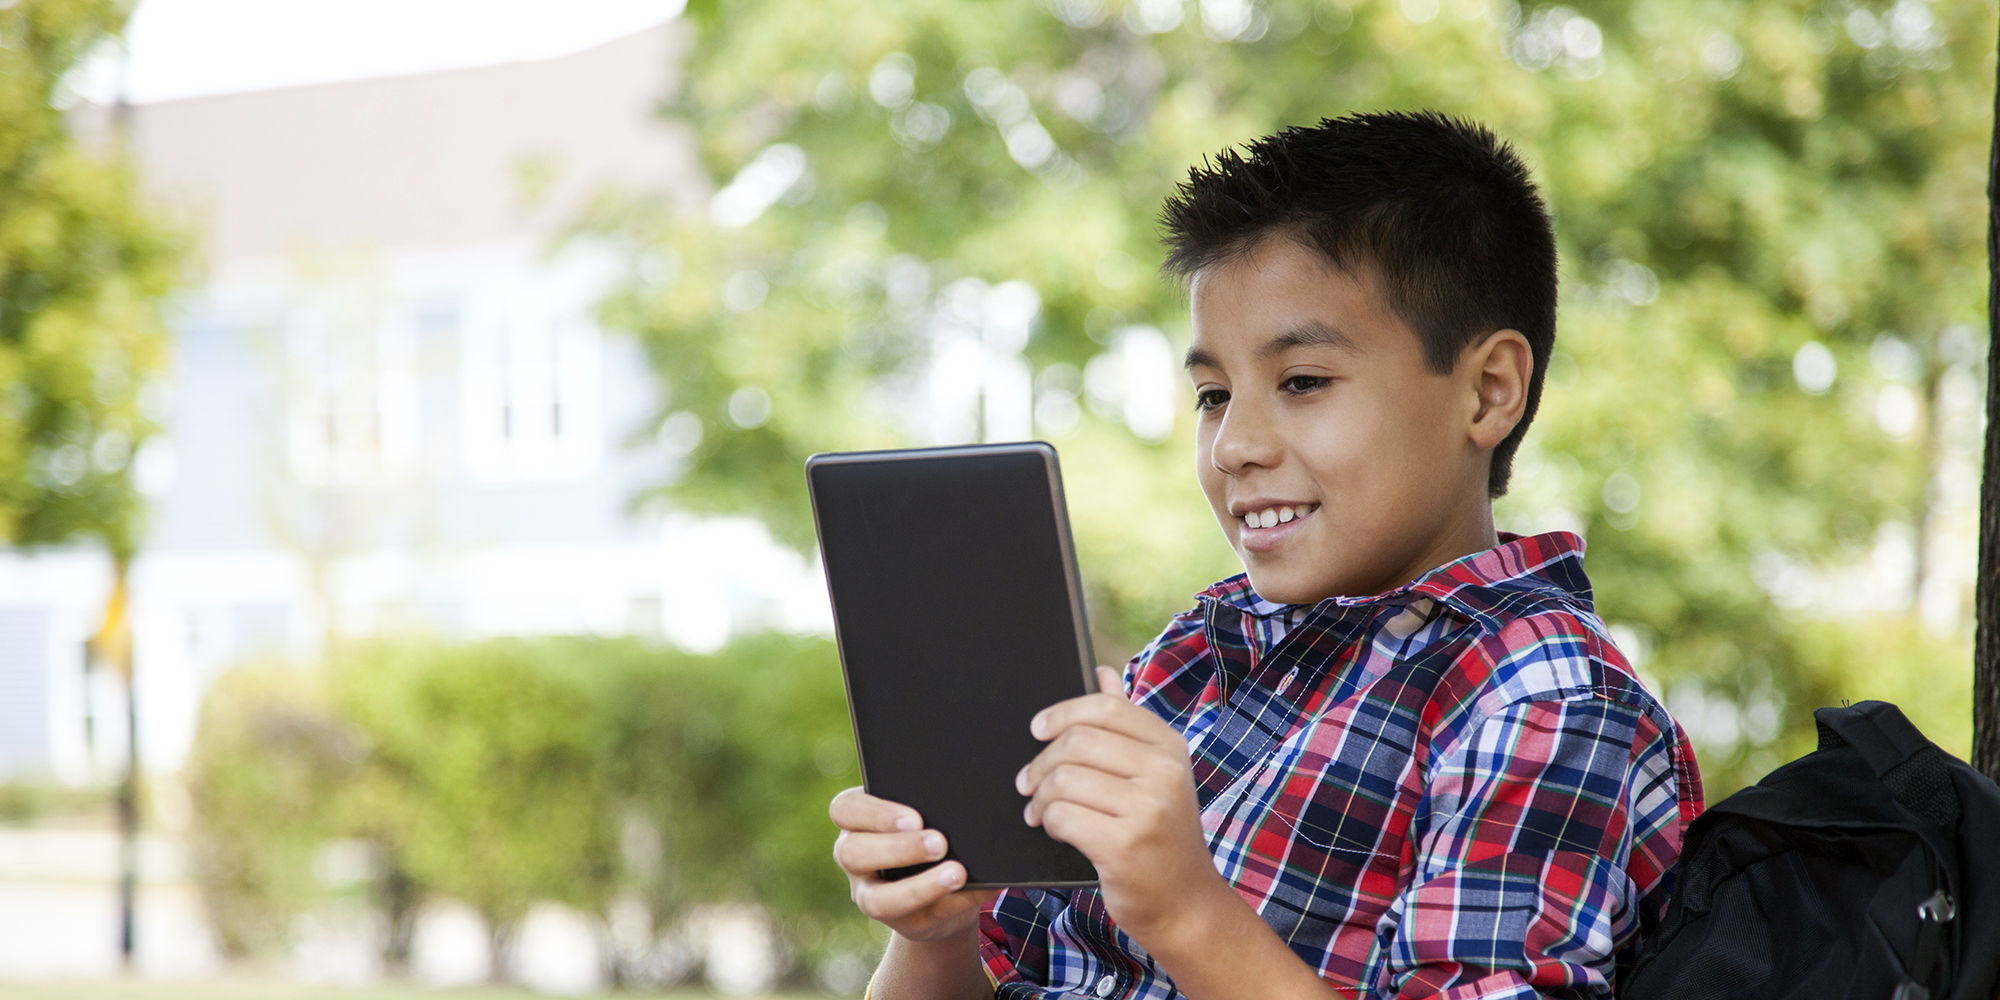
[330, 638, 625, 960]
[185, 665, 357, 957]
[185, 632, 866, 974]
[608, 633, 867, 954]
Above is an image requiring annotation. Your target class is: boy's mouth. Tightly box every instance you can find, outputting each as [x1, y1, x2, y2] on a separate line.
[1237, 502, 1319, 531]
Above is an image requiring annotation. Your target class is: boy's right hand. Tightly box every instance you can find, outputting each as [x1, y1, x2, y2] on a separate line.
[831, 787, 998, 942]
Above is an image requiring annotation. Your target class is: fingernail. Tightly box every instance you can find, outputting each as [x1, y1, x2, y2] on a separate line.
[1014, 766, 1029, 794]
[894, 815, 918, 832]
[1030, 711, 1047, 739]
[1023, 803, 1036, 826]
[936, 865, 960, 888]
[923, 832, 944, 858]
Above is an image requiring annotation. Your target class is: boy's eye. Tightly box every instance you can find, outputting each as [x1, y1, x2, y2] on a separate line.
[1281, 374, 1331, 395]
[1194, 388, 1229, 411]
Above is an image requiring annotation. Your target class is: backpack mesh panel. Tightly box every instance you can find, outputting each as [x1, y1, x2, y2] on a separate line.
[1884, 751, 1960, 828]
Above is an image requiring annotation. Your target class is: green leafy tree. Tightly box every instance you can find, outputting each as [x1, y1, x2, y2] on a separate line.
[0, 0, 184, 555]
[0, 0, 187, 970]
[590, 0, 1991, 791]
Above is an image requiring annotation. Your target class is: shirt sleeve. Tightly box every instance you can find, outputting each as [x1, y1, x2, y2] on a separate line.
[1381, 695, 1688, 1000]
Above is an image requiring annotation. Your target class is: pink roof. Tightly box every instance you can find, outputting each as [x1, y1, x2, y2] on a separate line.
[79, 23, 705, 261]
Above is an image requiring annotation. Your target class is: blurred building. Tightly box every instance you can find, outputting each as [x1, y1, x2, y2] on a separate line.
[0, 24, 828, 783]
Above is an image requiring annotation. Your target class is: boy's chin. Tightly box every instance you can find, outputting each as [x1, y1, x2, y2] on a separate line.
[1243, 553, 1402, 605]
[1241, 566, 1340, 606]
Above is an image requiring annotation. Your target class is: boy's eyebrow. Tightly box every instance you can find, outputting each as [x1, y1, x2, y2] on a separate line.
[1184, 320, 1360, 371]
[1260, 320, 1358, 358]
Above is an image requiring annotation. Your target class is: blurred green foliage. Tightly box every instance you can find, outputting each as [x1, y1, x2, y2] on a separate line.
[186, 635, 865, 976]
[0, 0, 187, 558]
[604, 634, 862, 939]
[186, 666, 356, 957]
[0, 782, 51, 822]
[584, 0, 1991, 791]
[0, 780, 115, 824]
[332, 640, 623, 957]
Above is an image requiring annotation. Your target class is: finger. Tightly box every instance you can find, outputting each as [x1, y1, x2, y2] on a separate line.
[1031, 690, 1178, 749]
[1035, 798, 1121, 855]
[1096, 665, 1124, 696]
[1017, 723, 1153, 793]
[852, 859, 974, 922]
[867, 882, 1003, 942]
[1025, 762, 1147, 827]
[834, 828, 948, 875]
[829, 787, 923, 834]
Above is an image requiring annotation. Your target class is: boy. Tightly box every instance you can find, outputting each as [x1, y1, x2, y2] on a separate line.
[830, 111, 1702, 999]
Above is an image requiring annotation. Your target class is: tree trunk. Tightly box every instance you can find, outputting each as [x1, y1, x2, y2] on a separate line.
[488, 915, 518, 984]
[1975, 13, 2000, 784]
[378, 859, 419, 977]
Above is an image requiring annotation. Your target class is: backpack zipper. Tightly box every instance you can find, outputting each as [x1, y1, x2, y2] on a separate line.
[1892, 889, 1955, 1000]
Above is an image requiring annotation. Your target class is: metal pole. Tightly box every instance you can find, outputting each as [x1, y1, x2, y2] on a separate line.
[109, 40, 141, 970]
[92, 558, 139, 971]
[118, 634, 137, 970]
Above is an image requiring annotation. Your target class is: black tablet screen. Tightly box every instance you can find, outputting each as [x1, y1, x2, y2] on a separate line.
[809, 444, 1099, 887]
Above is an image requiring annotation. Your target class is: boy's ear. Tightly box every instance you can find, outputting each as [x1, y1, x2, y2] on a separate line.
[1465, 328, 1531, 450]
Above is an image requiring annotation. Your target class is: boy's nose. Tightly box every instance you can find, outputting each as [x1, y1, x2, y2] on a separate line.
[1209, 401, 1282, 475]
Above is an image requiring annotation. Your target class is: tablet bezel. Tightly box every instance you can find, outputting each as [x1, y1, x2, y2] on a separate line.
[806, 441, 1101, 890]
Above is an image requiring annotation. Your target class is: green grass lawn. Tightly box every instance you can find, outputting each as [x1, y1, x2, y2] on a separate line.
[0, 980, 828, 1000]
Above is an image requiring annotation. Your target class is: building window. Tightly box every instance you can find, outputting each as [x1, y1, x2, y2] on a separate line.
[286, 301, 421, 487]
[459, 293, 603, 482]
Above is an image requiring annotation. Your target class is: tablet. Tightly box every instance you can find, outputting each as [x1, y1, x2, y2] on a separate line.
[807, 442, 1100, 889]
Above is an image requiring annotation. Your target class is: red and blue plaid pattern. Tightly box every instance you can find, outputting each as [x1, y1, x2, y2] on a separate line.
[979, 532, 1702, 999]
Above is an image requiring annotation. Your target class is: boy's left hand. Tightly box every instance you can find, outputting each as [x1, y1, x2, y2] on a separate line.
[1016, 666, 1223, 943]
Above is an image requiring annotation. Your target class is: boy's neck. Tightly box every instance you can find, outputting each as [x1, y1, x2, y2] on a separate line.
[1338, 499, 1500, 602]
[1408, 503, 1501, 585]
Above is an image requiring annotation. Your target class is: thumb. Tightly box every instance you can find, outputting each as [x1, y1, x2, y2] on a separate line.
[1096, 665, 1123, 696]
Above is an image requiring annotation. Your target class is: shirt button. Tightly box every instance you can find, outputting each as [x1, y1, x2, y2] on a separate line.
[1095, 974, 1117, 997]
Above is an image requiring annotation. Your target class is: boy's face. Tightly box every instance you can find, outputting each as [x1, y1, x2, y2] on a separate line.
[1186, 238, 1519, 604]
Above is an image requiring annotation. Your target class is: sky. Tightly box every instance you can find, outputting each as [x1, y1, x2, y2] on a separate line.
[68, 0, 685, 105]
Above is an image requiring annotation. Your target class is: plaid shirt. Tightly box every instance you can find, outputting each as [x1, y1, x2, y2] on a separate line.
[978, 532, 1702, 1000]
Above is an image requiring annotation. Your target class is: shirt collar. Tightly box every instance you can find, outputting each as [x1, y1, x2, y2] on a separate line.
[1197, 531, 1592, 635]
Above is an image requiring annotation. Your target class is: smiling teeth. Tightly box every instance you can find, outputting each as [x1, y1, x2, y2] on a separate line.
[1243, 504, 1317, 529]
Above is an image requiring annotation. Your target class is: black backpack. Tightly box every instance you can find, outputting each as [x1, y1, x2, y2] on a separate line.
[1624, 700, 2000, 1000]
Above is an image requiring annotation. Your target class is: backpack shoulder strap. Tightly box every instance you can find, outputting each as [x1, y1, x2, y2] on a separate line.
[1814, 701, 1961, 828]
